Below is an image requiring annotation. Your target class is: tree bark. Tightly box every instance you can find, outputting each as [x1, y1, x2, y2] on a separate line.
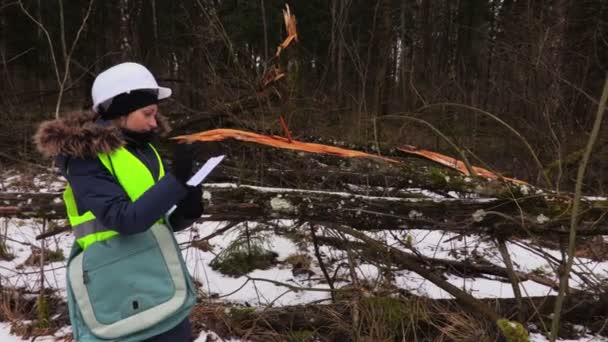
[315, 235, 558, 290]
[261, 0, 268, 61]
[3, 185, 608, 238]
[119, 0, 132, 59]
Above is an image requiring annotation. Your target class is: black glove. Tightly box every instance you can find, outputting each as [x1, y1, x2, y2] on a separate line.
[172, 142, 196, 185]
[173, 185, 204, 219]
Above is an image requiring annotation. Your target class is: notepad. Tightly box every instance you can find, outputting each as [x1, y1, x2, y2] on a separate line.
[186, 155, 225, 186]
[166, 155, 225, 220]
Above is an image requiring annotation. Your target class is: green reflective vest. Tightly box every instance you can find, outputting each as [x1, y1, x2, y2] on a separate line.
[63, 144, 165, 250]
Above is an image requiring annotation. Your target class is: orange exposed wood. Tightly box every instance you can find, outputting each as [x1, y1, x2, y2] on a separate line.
[397, 146, 529, 185]
[172, 129, 398, 163]
[260, 66, 285, 88]
[276, 4, 298, 57]
[174, 129, 528, 186]
[278, 114, 293, 142]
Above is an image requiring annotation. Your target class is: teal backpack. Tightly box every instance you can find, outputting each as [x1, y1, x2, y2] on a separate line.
[66, 223, 196, 341]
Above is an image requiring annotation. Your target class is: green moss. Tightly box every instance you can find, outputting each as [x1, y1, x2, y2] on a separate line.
[591, 200, 608, 210]
[421, 166, 477, 194]
[497, 319, 529, 342]
[210, 244, 276, 277]
[405, 234, 413, 248]
[359, 296, 428, 333]
[46, 249, 65, 262]
[547, 200, 568, 217]
[0, 242, 14, 261]
[495, 183, 526, 199]
[428, 167, 449, 187]
[35, 295, 51, 329]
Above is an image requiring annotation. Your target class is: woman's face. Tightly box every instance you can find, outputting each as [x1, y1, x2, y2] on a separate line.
[119, 104, 158, 132]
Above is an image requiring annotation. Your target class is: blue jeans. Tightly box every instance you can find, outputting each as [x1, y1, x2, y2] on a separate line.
[144, 318, 192, 342]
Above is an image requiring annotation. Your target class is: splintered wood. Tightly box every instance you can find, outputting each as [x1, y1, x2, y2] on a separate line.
[172, 129, 398, 163]
[276, 4, 298, 57]
[397, 146, 529, 185]
[173, 129, 529, 186]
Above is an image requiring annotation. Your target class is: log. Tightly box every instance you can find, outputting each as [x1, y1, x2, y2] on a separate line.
[0, 192, 65, 220]
[1, 185, 607, 239]
[315, 236, 559, 290]
[330, 224, 502, 322]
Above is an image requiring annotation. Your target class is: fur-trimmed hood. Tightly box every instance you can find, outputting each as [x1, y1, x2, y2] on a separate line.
[34, 111, 171, 159]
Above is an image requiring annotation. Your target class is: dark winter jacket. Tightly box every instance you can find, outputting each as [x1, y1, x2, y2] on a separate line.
[34, 111, 199, 341]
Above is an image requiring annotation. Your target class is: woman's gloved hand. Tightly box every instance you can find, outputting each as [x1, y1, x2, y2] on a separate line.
[172, 142, 196, 186]
[174, 185, 204, 219]
[171, 142, 204, 220]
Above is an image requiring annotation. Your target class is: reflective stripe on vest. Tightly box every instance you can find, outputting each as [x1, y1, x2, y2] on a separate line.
[63, 144, 165, 250]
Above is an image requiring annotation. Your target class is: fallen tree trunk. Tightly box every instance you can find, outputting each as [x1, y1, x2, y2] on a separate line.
[211, 162, 482, 197]
[314, 235, 559, 290]
[1, 185, 607, 238]
[330, 224, 502, 322]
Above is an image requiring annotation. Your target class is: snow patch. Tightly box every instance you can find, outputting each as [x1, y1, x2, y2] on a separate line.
[472, 209, 486, 222]
[270, 197, 296, 214]
[536, 214, 550, 224]
[408, 210, 423, 219]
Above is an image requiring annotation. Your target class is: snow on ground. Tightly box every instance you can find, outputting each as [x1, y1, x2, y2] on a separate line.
[0, 219, 72, 297]
[176, 222, 332, 306]
[1, 171, 607, 340]
[378, 229, 607, 297]
[530, 333, 608, 342]
[0, 322, 230, 341]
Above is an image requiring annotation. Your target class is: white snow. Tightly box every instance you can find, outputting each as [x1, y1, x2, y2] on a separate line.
[205, 183, 497, 203]
[269, 197, 296, 214]
[0, 172, 606, 341]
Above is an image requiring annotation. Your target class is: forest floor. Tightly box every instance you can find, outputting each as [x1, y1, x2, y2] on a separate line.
[0, 167, 607, 341]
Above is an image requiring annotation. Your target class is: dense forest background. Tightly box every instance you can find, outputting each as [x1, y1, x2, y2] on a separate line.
[0, 0, 607, 192]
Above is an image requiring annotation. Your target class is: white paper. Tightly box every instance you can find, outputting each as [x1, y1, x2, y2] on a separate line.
[186, 155, 225, 186]
[166, 155, 225, 220]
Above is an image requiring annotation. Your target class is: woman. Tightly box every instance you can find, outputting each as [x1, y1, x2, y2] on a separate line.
[35, 62, 202, 341]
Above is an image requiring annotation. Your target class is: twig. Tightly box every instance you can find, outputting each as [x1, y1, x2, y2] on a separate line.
[244, 276, 352, 294]
[309, 224, 335, 301]
[332, 224, 501, 321]
[35, 225, 70, 240]
[18, 1, 61, 86]
[199, 221, 240, 241]
[0, 151, 53, 171]
[550, 74, 608, 341]
[496, 238, 524, 321]
[417, 103, 552, 188]
[378, 114, 477, 177]
[215, 279, 251, 299]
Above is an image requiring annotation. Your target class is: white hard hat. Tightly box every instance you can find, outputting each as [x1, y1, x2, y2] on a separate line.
[91, 62, 172, 113]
